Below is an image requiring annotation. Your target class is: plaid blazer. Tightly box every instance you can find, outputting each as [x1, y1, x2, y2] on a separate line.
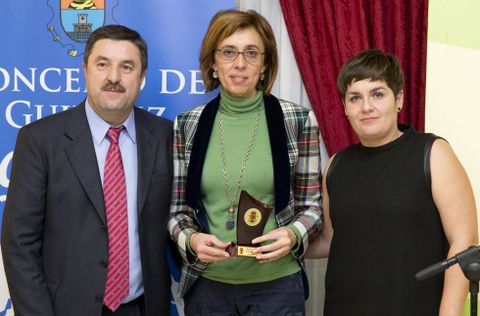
[168, 93, 322, 298]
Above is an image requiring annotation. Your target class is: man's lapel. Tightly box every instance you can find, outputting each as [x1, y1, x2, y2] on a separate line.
[64, 103, 106, 225]
[135, 108, 156, 217]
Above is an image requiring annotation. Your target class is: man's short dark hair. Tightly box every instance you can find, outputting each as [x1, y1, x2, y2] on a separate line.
[84, 24, 148, 74]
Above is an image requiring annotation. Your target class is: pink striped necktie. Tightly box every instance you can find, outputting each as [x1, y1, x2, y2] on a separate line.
[103, 126, 129, 311]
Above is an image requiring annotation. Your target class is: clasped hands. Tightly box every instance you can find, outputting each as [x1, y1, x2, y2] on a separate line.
[189, 227, 297, 264]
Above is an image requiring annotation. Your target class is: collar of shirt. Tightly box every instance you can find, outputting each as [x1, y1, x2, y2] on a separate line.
[84, 99, 137, 146]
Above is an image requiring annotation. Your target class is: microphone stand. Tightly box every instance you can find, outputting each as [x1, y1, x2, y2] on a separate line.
[415, 246, 480, 316]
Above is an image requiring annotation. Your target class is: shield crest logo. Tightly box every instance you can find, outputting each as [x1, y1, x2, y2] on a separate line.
[60, 0, 105, 43]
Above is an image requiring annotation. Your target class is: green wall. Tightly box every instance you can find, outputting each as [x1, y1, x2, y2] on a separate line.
[428, 0, 480, 51]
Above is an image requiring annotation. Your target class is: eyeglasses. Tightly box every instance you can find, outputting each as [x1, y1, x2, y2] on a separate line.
[216, 48, 265, 64]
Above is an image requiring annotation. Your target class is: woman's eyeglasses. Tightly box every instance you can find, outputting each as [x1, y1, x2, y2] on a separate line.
[216, 48, 264, 64]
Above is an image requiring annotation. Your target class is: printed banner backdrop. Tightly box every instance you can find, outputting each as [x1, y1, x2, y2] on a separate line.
[0, 1, 235, 315]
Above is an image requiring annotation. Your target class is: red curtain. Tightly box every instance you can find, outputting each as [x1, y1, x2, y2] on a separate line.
[279, 0, 429, 155]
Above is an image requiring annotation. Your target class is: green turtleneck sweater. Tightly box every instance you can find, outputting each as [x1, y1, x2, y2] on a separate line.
[200, 89, 300, 284]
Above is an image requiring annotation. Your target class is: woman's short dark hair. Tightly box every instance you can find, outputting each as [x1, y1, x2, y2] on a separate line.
[199, 9, 278, 95]
[84, 24, 148, 75]
[337, 48, 404, 99]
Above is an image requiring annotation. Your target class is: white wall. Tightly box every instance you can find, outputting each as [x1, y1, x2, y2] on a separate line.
[425, 0, 480, 229]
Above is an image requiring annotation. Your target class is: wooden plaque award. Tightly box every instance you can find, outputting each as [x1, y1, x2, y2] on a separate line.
[227, 190, 273, 257]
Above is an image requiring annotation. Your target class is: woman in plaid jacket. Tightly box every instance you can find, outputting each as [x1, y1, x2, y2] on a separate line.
[168, 9, 323, 315]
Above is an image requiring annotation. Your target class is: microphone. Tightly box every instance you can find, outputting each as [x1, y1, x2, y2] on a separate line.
[415, 245, 480, 281]
[415, 257, 458, 281]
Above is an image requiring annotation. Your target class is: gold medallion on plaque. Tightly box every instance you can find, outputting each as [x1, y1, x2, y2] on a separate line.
[225, 191, 273, 258]
[244, 208, 262, 226]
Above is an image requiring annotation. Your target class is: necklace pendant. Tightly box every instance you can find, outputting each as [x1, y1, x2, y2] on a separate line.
[226, 219, 235, 230]
[226, 206, 235, 230]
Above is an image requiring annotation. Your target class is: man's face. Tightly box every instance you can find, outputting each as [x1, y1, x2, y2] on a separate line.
[83, 39, 145, 125]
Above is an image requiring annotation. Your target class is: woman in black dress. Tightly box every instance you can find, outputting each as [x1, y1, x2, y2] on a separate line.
[307, 48, 477, 316]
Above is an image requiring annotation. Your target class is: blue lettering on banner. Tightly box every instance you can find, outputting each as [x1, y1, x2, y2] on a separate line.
[0, 298, 12, 316]
[0, 152, 12, 203]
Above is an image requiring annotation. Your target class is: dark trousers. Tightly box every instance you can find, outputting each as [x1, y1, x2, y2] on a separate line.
[184, 272, 305, 316]
[102, 295, 145, 316]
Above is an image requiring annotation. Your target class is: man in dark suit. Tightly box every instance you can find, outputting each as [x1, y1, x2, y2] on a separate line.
[1, 25, 172, 316]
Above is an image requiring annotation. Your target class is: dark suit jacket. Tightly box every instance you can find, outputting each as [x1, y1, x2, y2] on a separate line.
[1, 102, 172, 316]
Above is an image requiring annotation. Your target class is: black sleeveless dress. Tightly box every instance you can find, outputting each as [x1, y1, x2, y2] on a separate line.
[324, 125, 448, 316]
